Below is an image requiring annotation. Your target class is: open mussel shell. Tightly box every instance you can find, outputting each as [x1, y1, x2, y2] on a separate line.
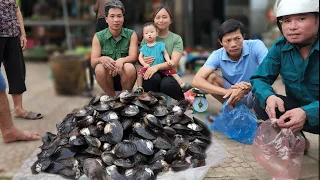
[135, 167, 155, 180]
[73, 109, 88, 119]
[101, 152, 117, 166]
[179, 114, 192, 125]
[101, 119, 123, 144]
[51, 147, 77, 161]
[171, 160, 191, 172]
[187, 122, 204, 132]
[118, 90, 136, 103]
[164, 114, 181, 126]
[152, 105, 169, 117]
[88, 125, 103, 138]
[173, 134, 189, 150]
[94, 103, 110, 113]
[110, 101, 126, 111]
[137, 93, 158, 105]
[149, 149, 167, 164]
[144, 114, 163, 129]
[153, 135, 173, 150]
[163, 126, 176, 137]
[41, 132, 56, 144]
[187, 142, 205, 157]
[131, 99, 150, 111]
[114, 158, 135, 169]
[99, 111, 119, 122]
[190, 156, 206, 168]
[85, 146, 102, 156]
[192, 117, 211, 136]
[121, 105, 140, 117]
[171, 124, 193, 134]
[192, 138, 210, 150]
[121, 118, 133, 131]
[114, 141, 137, 158]
[125, 168, 139, 180]
[133, 122, 157, 140]
[88, 94, 101, 106]
[132, 138, 154, 156]
[76, 115, 95, 128]
[131, 153, 148, 165]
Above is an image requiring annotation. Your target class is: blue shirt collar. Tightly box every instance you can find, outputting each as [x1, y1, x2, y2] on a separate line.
[222, 41, 249, 61]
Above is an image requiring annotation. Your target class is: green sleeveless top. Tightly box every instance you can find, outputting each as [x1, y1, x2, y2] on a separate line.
[96, 28, 134, 60]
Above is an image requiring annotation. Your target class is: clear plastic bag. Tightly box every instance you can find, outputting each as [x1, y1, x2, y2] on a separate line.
[252, 119, 305, 180]
[210, 102, 258, 144]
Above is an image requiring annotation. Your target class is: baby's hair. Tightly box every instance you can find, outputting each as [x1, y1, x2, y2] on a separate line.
[142, 22, 158, 33]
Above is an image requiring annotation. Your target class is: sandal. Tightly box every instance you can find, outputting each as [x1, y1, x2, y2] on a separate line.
[16, 111, 43, 120]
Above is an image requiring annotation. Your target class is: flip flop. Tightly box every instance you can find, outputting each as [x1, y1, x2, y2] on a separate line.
[16, 111, 43, 120]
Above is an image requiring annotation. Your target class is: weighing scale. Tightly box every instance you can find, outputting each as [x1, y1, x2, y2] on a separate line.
[192, 88, 209, 113]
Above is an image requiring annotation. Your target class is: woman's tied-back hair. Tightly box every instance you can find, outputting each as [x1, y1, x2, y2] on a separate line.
[218, 19, 245, 42]
[105, 0, 125, 17]
[142, 22, 158, 33]
[153, 5, 173, 20]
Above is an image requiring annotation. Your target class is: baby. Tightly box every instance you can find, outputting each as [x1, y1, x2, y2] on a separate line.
[135, 22, 192, 94]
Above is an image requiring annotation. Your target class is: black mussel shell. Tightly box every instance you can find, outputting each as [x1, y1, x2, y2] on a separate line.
[110, 101, 126, 111]
[131, 153, 148, 165]
[149, 160, 170, 174]
[101, 152, 117, 166]
[94, 103, 110, 113]
[171, 160, 191, 172]
[51, 147, 77, 161]
[76, 115, 94, 128]
[152, 105, 169, 117]
[192, 138, 210, 150]
[88, 125, 103, 138]
[41, 132, 56, 144]
[187, 142, 205, 157]
[31, 158, 52, 174]
[118, 90, 136, 102]
[84, 136, 101, 148]
[171, 124, 193, 134]
[100, 95, 113, 103]
[121, 118, 133, 131]
[164, 147, 180, 164]
[83, 158, 105, 180]
[191, 155, 206, 168]
[114, 158, 135, 169]
[114, 141, 137, 158]
[153, 135, 173, 150]
[192, 117, 211, 136]
[163, 126, 176, 137]
[56, 158, 78, 168]
[89, 94, 101, 106]
[132, 138, 154, 156]
[85, 146, 102, 156]
[99, 111, 119, 122]
[73, 109, 89, 119]
[69, 135, 87, 146]
[101, 119, 123, 144]
[102, 142, 113, 151]
[164, 114, 181, 126]
[135, 167, 155, 180]
[138, 92, 156, 102]
[132, 122, 157, 140]
[171, 100, 191, 116]
[173, 134, 189, 150]
[106, 165, 127, 180]
[125, 168, 139, 180]
[192, 132, 212, 143]
[187, 122, 204, 132]
[144, 114, 163, 129]
[179, 114, 193, 124]
[121, 105, 140, 117]
[132, 99, 150, 111]
[149, 149, 166, 164]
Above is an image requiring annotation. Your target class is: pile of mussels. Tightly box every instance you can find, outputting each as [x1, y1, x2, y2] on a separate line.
[31, 91, 212, 180]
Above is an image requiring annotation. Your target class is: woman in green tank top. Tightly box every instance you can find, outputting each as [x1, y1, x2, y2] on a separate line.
[141, 5, 185, 101]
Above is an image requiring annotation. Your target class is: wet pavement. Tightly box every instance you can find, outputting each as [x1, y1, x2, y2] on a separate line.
[0, 62, 318, 180]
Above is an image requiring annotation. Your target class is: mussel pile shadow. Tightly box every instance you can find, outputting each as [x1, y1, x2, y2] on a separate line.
[31, 91, 213, 180]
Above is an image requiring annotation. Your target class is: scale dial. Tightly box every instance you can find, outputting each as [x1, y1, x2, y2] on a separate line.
[193, 97, 209, 113]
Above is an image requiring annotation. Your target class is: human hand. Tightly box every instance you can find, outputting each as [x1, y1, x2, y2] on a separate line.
[115, 59, 124, 74]
[20, 35, 27, 51]
[143, 56, 155, 65]
[231, 82, 251, 90]
[277, 108, 307, 133]
[143, 64, 150, 69]
[223, 88, 247, 107]
[143, 66, 158, 80]
[265, 95, 285, 119]
[167, 60, 174, 66]
[99, 56, 116, 72]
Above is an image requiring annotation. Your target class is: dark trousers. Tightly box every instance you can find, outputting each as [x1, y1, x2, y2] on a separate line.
[0, 36, 26, 94]
[253, 94, 319, 134]
[142, 72, 184, 101]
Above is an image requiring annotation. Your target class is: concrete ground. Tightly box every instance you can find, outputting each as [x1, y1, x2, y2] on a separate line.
[0, 62, 318, 180]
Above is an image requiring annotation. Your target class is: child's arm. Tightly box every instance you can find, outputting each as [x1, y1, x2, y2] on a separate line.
[139, 52, 150, 68]
[163, 50, 174, 66]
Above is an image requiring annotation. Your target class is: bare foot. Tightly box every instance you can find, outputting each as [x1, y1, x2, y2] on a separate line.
[2, 128, 40, 143]
[13, 108, 29, 118]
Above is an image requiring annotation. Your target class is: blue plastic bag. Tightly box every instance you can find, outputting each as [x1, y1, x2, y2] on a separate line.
[210, 101, 258, 144]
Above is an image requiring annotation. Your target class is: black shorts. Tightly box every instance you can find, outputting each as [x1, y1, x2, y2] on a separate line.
[0, 36, 26, 94]
[113, 74, 122, 91]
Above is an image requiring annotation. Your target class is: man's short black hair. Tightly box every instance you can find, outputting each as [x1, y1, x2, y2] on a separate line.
[218, 19, 245, 42]
[105, 0, 125, 17]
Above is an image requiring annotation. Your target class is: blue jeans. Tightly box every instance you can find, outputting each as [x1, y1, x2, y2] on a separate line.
[0, 71, 6, 92]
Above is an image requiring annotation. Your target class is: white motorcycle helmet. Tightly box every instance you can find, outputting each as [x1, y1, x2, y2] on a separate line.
[274, 0, 319, 18]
